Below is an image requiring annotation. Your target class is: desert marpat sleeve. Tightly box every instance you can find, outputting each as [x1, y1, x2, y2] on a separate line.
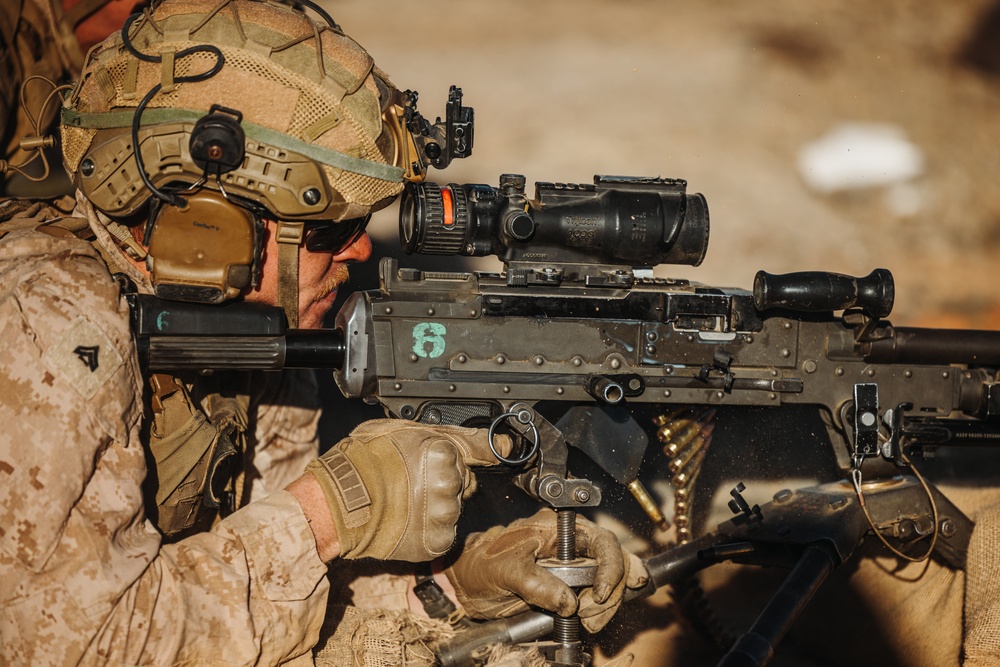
[0, 229, 328, 666]
[248, 369, 324, 499]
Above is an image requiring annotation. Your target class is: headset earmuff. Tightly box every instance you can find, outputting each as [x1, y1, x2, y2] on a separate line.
[140, 106, 268, 304]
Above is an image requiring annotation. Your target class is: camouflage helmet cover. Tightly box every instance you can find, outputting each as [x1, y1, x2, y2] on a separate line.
[61, 0, 406, 223]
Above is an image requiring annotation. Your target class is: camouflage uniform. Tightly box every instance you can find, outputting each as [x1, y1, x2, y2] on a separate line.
[0, 196, 332, 666]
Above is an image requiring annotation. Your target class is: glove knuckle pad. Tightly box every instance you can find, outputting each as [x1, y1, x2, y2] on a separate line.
[424, 501, 460, 553]
[422, 439, 459, 466]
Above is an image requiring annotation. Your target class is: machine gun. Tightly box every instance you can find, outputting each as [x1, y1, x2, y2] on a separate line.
[329, 174, 1000, 664]
[132, 173, 1000, 666]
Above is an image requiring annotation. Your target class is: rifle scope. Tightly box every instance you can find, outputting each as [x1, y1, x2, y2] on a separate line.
[399, 174, 710, 267]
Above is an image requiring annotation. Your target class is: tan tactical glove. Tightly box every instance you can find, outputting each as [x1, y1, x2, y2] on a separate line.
[576, 551, 648, 633]
[304, 419, 505, 562]
[444, 509, 649, 632]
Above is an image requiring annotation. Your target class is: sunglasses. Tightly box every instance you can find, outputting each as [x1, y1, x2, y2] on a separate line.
[303, 214, 372, 253]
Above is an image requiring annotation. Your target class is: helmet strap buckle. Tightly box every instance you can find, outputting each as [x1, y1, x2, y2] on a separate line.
[276, 221, 304, 329]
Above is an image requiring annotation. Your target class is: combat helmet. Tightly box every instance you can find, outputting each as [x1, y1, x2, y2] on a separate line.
[61, 0, 472, 323]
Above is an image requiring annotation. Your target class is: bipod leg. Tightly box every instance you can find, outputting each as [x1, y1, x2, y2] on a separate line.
[716, 545, 834, 667]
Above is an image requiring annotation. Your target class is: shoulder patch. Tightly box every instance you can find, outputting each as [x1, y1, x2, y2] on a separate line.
[41, 316, 123, 400]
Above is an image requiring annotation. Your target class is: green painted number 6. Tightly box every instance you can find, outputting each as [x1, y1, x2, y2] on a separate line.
[412, 322, 447, 358]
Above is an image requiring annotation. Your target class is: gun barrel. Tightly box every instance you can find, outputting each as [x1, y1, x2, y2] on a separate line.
[865, 327, 1000, 366]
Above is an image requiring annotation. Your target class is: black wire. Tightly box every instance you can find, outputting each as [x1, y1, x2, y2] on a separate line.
[120, 12, 225, 208]
[287, 0, 341, 31]
[118, 2, 338, 211]
[120, 13, 160, 62]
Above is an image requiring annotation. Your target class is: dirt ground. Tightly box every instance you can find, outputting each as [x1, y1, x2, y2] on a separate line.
[316, 3, 1000, 666]
[324, 0, 1000, 328]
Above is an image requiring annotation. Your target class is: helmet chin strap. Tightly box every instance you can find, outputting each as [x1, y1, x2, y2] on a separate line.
[276, 221, 304, 329]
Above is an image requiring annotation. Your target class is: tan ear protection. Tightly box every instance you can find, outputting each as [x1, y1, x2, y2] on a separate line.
[145, 188, 263, 304]
[140, 105, 264, 305]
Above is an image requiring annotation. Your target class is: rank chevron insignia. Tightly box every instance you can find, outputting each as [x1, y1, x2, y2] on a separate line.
[73, 345, 100, 372]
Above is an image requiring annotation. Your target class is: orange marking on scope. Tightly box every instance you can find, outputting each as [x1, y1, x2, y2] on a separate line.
[441, 186, 455, 228]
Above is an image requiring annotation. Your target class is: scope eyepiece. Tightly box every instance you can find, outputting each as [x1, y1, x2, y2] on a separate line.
[399, 174, 710, 269]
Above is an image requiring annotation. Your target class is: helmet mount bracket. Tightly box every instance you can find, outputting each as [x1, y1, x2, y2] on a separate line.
[190, 105, 246, 177]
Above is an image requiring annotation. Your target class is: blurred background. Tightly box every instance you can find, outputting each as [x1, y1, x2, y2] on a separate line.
[323, 0, 1000, 328]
